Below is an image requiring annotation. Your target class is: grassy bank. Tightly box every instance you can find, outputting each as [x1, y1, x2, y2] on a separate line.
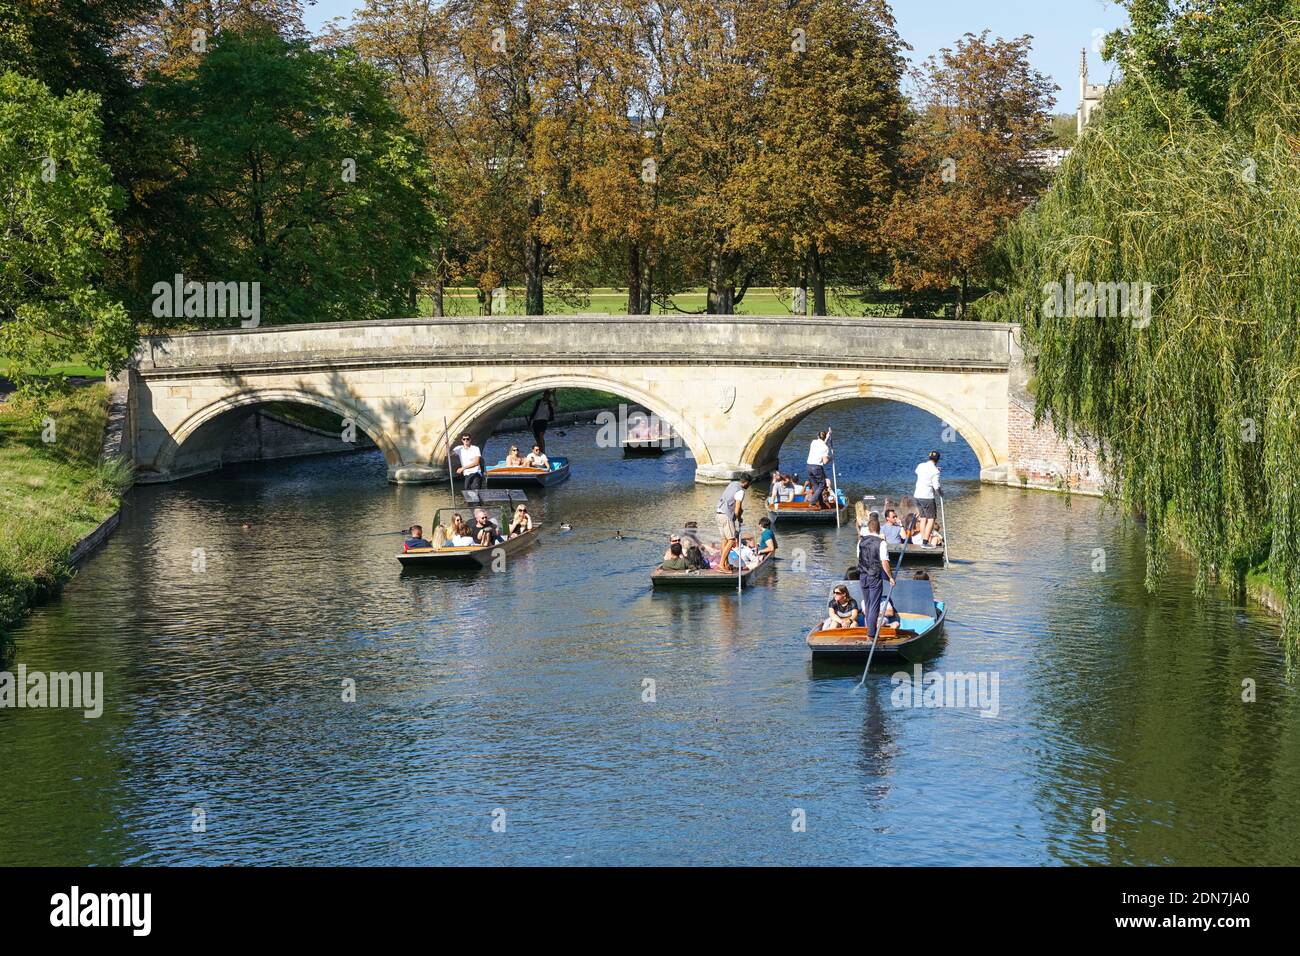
[0, 385, 128, 636]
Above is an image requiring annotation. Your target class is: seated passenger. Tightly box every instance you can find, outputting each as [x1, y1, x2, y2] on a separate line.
[449, 513, 476, 547]
[684, 544, 709, 571]
[508, 504, 533, 537]
[756, 517, 777, 557]
[769, 471, 792, 504]
[881, 509, 905, 545]
[432, 525, 448, 548]
[472, 508, 502, 546]
[524, 444, 550, 468]
[504, 445, 525, 466]
[822, 585, 860, 631]
[727, 535, 761, 571]
[404, 525, 430, 551]
[821, 483, 837, 508]
[663, 533, 683, 561]
[660, 542, 689, 571]
[628, 415, 652, 440]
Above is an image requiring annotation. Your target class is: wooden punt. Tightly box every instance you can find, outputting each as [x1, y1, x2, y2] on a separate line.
[482, 456, 571, 487]
[622, 434, 673, 456]
[397, 504, 539, 570]
[651, 554, 775, 590]
[767, 490, 850, 524]
[806, 577, 946, 662]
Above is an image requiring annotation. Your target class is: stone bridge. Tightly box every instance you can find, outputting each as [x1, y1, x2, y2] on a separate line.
[120, 315, 1029, 485]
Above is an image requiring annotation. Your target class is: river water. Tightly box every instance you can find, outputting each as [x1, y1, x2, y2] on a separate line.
[2, 400, 1297, 866]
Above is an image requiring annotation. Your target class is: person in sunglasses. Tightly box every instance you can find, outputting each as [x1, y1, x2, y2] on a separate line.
[504, 444, 525, 466]
[508, 504, 533, 538]
[455, 434, 483, 490]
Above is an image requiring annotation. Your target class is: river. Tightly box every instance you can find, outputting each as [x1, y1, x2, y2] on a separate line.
[2, 400, 1297, 865]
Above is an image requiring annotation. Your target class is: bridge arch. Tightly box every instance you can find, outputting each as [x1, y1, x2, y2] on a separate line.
[155, 386, 403, 479]
[445, 373, 713, 467]
[741, 382, 1001, 475]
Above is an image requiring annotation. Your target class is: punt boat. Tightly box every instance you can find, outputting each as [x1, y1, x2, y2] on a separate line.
[855, 495, 948, 566]
[767, 488, 850, 524]
[397, 502, 539, 570]
[651, 554, 775, 590]
[806, 576, 946, 662]
[482, 455, 571, 487]
[622, 433, 674, 456]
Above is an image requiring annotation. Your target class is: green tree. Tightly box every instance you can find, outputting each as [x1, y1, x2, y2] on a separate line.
[1105, 0, 1300, 123]
[733, 0, 907, 316]
[126, 28, 443, 327]
[0, 72, 134, 393]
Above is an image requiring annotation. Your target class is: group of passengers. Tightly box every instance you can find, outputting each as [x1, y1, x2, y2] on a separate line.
[503, 444, 550, 469]
[402, 504, 534, 551]
[820, 570, 931, 632]
[658, 516, 776, 573]
[768, 471, 838, 509]
[861, 500, 944, 550]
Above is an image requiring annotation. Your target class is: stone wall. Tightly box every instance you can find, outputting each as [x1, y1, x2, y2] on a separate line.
[223, 410, 375, 464]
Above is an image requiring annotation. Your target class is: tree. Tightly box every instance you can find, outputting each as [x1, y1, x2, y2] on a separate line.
[885, 32, 1054, 319]
[1104, 0, 1300, 123]
[0, 72, 134, 393]
[732, 0, 907, 316]
[125, 28, 443, 327]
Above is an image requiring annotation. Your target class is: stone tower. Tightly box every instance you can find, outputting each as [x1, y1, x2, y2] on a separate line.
[1077, 49, 1108, 135]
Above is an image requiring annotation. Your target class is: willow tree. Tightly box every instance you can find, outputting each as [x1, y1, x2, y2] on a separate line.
[986, 22, 1300, 655]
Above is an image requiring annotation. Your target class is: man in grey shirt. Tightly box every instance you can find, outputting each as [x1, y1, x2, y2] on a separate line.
[715, 476, 751, 573]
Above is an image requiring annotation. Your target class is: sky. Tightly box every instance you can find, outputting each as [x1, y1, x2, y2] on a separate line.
[302, 0, 1130, 114]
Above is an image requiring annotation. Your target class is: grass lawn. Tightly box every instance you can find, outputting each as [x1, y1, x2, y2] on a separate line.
[0, 385, 128, 636]
[420, 286, 938, 318]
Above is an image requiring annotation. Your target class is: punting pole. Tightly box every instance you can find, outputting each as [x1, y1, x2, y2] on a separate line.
[941, 494, 951, 567]
[827, 427, 842, 529]
[736, 512, 744, 596]
[443, 416, 455, 500]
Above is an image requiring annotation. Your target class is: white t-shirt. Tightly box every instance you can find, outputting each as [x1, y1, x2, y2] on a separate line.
[458, 445, 483, 475]
[525, 452, 549, 468]
[914, 460, 941, 499]
[807, 438, 830, 466]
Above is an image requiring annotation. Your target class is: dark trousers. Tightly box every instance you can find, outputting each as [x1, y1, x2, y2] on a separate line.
[807, 464, 828, 507]
[531, 420, 549, 453]
[860, 571, 884, 638]
[465, 472, 483, 491]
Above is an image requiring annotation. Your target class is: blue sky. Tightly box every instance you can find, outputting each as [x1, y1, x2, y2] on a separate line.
[303, 0, 1128, 114]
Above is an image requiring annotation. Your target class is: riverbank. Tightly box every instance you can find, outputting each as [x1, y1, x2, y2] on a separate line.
[0, 385, 128, 637]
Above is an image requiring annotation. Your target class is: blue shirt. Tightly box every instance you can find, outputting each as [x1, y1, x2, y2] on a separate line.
[404, 537, 430, 550]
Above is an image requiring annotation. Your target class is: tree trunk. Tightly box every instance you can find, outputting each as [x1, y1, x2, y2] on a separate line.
[525, 196, 544, 315]
[429, 257, 445, 317]
[627, 242, 641, 315]
[956, 272, 968, 320]
[807, 245, 827, 317]
[707, 235, 734, 314]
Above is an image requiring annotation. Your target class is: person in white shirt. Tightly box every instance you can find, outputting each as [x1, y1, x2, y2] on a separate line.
[524, 444, 549, 468]
[455, 434, 484, 490]
[806, 430, 831, 509]
[913, 450, 942, 548]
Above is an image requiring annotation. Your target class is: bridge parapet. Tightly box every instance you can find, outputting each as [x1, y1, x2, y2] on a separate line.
[133, 315, 1017, 376]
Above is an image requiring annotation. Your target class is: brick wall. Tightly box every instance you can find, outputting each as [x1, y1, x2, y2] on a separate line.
[1007, 394, 1105, 495]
